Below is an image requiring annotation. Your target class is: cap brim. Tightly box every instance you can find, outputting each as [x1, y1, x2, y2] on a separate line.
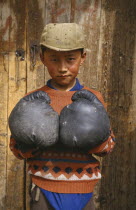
[40, 43, 84, 51]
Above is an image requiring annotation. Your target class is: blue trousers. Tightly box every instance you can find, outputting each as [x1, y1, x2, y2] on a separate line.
[40, 188, 93, 210]
[30, 185, 95, 210]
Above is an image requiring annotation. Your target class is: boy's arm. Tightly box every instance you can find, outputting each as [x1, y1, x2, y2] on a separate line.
[10, 136, 41, 159]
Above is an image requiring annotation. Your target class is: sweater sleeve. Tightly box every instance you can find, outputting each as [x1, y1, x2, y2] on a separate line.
[10, 136, 41, 159]
[86, 89, 116, 156]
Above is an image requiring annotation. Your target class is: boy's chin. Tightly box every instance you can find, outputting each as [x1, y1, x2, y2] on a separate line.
[53, 79, 76, 90]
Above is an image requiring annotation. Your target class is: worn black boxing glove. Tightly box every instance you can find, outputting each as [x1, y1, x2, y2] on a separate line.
[9, 91, 59, 148]
[59, 89, 110, 149]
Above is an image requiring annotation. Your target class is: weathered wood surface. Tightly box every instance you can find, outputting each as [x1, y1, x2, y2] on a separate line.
[97, 1, 136, 209]
[0, 1, 9, 208]
[0, 0, 136, 209]
[0, 0, 27, 209]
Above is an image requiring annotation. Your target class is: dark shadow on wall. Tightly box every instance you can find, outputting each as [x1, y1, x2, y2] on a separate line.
[96, 1, 136, 210]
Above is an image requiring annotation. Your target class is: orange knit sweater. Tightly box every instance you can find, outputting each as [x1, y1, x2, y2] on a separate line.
[10, 85, 115, 193]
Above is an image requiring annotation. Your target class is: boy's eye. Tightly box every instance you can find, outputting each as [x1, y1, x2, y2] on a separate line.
[51, 58, 58, 62]
[68, 57, 75, 61]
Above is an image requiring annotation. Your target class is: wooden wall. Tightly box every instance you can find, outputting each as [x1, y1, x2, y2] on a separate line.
[0, 0, 136, 209]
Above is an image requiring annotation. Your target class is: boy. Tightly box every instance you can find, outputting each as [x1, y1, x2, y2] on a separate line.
[10, 23, 115, 210]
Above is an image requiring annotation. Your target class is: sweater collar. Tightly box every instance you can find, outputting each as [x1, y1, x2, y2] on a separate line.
[46, 78, 84, 91]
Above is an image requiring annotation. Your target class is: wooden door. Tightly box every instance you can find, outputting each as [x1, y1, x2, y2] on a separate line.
[0, 0, 136, 209]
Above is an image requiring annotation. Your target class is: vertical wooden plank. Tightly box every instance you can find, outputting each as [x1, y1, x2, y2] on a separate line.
[96, 0, 136, 210]
[6, 0, 27, 209]
[0, 54, 9, 209]
[0, 2, 8, 209]
[44, 0, 71, 23]
[26, 0, 45, 94]
[94, 5, 117, 209]
[127, 41, 136, 209]
[70, 0, 102, 90]
[0, 0, 10, 208]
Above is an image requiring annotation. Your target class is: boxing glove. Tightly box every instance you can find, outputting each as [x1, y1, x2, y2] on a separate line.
[14, 141, 38, 153]
[9, 91, 59, 148]
[59, 89, 110, 149]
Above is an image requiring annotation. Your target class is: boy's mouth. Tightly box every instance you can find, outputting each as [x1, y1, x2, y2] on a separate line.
[58, 75, 70, 77]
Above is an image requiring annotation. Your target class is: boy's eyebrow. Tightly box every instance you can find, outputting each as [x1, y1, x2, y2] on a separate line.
[65, 53, 75, 56]
[49, 54, 57, 57]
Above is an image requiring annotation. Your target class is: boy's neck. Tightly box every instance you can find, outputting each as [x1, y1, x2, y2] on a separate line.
[50, 79, 76, 91]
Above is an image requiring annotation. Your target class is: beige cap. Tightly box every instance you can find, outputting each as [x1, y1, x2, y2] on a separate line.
[40, 23, 86, 51]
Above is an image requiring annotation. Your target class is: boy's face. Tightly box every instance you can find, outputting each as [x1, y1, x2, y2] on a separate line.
[40, 48, 86, 91]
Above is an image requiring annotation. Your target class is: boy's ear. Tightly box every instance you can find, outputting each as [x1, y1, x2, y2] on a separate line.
[80, 52, 86, 65]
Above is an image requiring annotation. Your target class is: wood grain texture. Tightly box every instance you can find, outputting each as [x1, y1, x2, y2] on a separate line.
[0, 44, 8, 210]
[1, 0, 27, 209]
[0, 1, 10, 208]
[96, 1, 136, 210]
[26, 0, 45, 93]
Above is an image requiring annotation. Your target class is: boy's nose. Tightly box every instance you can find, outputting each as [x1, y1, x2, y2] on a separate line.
[58, 61, 68, 72]
[58, 68, 68, 73]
